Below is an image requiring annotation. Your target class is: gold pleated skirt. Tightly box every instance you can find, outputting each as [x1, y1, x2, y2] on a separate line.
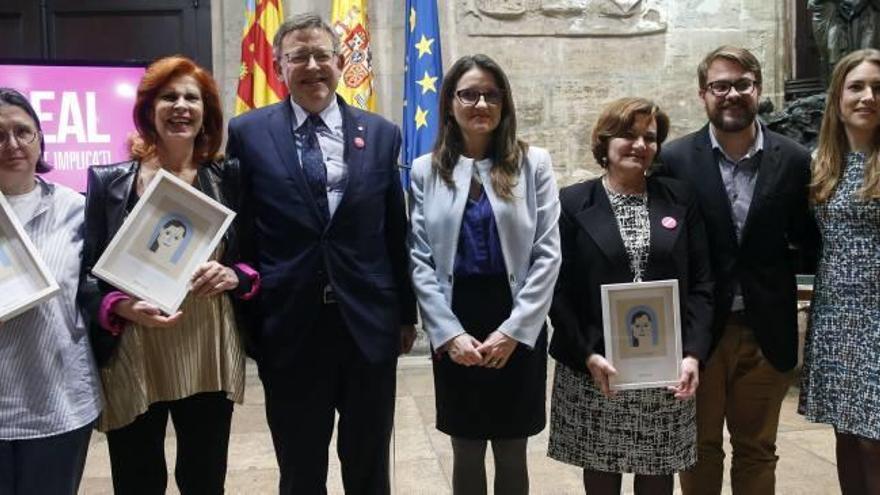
[97, 290, 246, 432]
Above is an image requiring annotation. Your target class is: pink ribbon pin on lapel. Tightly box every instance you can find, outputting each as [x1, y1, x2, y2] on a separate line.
[661, 216, 677, 229]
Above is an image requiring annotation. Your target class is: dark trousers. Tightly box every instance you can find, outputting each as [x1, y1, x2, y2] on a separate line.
[260, 304, 397, 495]
[0, 420, 93, 495]
[106, 391, 234, 495]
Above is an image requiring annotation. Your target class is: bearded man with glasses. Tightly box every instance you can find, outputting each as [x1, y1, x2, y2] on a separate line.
[656, 46, 818, 495]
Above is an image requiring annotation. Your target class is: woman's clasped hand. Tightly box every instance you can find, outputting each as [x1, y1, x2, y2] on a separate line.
[445, 331, 518, 368]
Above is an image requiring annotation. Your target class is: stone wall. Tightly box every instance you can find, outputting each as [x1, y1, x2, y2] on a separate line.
[212, 0, 789, 180]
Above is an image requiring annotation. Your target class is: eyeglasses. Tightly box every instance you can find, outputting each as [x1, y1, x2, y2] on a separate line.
[705, 78, 758, 97]
[0, 127, 39, 150]
[281, 48, 337, 66]
[455, 89, 504, 106]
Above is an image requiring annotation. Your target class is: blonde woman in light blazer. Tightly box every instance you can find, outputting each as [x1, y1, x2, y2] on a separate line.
[408, 54, 561, 495]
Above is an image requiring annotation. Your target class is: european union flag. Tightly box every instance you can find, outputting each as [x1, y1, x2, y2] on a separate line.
[402, 0, 442, 187]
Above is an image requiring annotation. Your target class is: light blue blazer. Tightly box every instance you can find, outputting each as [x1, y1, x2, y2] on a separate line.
[408, 146, 562, 349]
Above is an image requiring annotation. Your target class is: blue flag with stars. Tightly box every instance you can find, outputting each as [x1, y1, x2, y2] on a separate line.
[402, 0, 442, 187]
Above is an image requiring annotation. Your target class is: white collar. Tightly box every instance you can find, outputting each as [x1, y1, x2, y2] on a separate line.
[289, 96, 342, 131]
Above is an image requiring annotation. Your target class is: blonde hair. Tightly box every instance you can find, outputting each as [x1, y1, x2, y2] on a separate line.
[812, 48, 880, 203]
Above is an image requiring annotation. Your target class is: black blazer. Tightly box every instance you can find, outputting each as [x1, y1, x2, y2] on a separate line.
[657, 124, 816, 371]
[225, 96, 417, 369]
[549, 176, 714, 373]
[78, 159, 252, 367]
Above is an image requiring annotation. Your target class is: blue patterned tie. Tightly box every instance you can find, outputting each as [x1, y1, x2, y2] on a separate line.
[300, 114, 330, 222]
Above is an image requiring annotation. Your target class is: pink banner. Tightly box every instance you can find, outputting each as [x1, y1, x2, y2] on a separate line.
[0, 64, 146, 192]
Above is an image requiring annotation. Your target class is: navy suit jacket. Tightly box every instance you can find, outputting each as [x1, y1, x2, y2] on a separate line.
[226, 96, 417, 369]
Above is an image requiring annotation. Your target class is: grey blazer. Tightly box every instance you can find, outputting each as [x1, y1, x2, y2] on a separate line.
[408, 146, 562, 349]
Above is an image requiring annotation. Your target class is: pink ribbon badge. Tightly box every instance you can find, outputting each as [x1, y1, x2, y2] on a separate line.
[661, 216, 677, 229]
[354, 137, 365, 149]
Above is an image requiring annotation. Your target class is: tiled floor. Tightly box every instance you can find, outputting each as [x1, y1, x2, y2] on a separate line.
[79, 358, 840, 494]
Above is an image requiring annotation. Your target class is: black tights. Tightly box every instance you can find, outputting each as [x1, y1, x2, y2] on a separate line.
[450, 437, 528, 495]
[835, 429, 880, 495]
[583, 469, 673, 495]
[106, 392, 233, 495]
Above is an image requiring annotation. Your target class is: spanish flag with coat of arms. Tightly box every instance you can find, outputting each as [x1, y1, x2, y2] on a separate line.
[331, 0, 376, 111]
[235, 0, 287, 115]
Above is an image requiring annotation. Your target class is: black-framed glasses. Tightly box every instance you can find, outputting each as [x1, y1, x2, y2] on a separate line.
[455, 89, 504, 106]
[705, 78, 758, 97]
[0, 127, 39, 150]
[281, 48, 337, 66]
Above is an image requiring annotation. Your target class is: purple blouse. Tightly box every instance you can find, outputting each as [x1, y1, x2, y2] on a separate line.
[454, 188, 506, 276]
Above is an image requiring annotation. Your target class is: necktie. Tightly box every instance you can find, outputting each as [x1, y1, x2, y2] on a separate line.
[300, 114, 330, 221]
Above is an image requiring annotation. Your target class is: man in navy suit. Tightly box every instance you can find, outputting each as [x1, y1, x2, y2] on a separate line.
[226, 13, 417, 495]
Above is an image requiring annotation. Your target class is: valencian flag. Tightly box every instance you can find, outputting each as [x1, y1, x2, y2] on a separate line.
[331, 0, 376, 111]
[235, 0, 287, 115]
[403, 0, 442, 187]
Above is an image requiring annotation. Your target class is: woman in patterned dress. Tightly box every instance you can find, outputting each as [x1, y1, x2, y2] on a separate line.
[548, 97, 713, 494]
[79, 56, 259, 494]
[799, 48, 880, 494]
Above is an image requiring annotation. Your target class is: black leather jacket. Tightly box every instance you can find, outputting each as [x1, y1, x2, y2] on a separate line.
[78, 159, 253, 367]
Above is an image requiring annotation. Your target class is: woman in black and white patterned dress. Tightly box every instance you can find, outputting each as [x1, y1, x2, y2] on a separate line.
[548, 97, 713, 494]
[799, 48, 880, 494]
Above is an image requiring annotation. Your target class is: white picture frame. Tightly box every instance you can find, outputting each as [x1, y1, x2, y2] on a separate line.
[0, 191, 60, 322]
[91, 169, 236, 314]
[601, 279, 682, 391]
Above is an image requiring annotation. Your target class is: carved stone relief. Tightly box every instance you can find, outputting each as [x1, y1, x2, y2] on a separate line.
[460, 0, 667, 37]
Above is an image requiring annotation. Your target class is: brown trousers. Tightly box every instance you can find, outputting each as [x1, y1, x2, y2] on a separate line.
[680, 320, 795, 495]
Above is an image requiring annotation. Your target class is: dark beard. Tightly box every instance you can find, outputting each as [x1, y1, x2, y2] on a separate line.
[709, 102, 756, 132]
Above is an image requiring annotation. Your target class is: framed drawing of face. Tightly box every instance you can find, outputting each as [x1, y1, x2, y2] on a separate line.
[0, 191, 60, 322]
[91, 169, 235, 314]
[600, 279, 682, 390]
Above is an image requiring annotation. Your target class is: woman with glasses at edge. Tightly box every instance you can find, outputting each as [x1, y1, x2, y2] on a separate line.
[547, 97, 713, 495]
[799, 48, 880, 494]
[408, 54, 561, 494]
[0, 88, 102, 494]
[79, 56, 259, 494]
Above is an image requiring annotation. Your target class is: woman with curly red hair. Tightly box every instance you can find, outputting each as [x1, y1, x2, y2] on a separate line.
[80, 55, 258, 494]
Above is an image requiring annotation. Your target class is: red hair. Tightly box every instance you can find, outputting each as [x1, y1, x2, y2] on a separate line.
[130, 55, 223, 162]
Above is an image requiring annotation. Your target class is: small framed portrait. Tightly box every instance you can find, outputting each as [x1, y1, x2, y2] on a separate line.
[92, 169, 235, 314]
[601, 279, 682, 390]
[0, 192, 60, 322]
